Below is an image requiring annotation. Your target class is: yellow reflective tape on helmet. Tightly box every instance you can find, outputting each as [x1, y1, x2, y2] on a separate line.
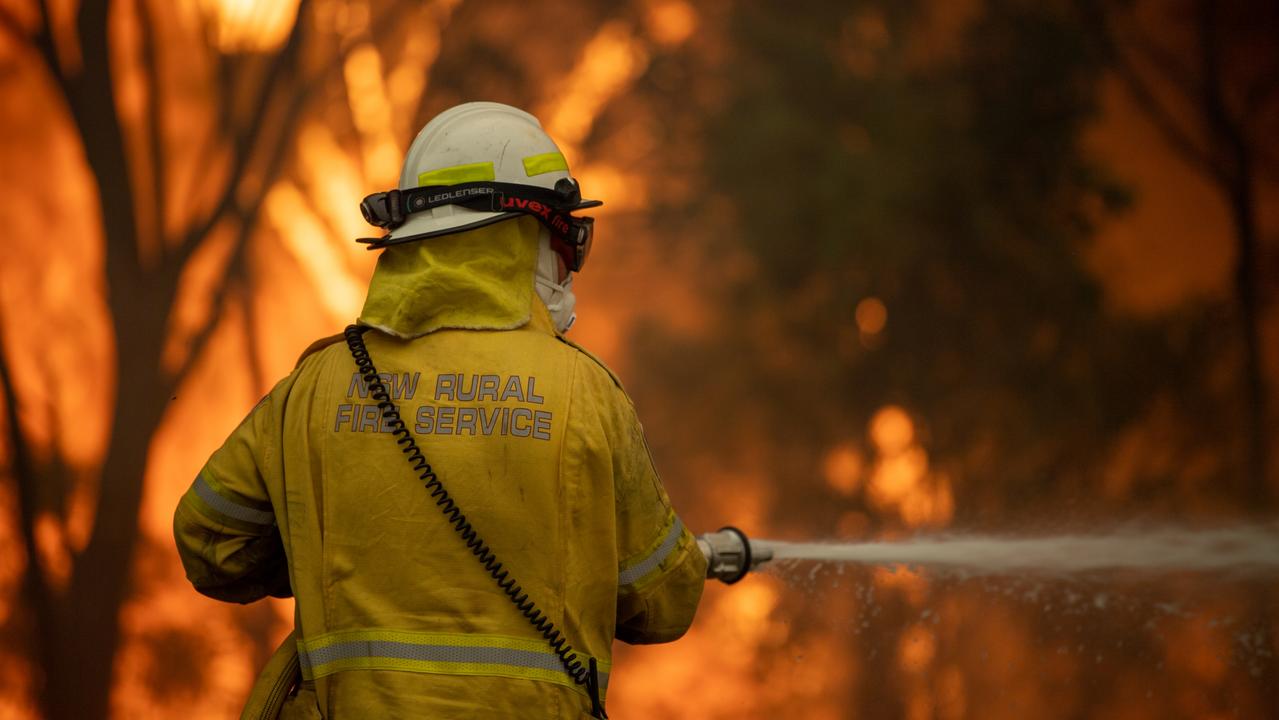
[522, 151, 568, 177]
[418, 161, 496, 186]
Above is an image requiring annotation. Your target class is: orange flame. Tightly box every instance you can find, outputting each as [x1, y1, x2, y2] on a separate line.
[1, 1, 1275, 718]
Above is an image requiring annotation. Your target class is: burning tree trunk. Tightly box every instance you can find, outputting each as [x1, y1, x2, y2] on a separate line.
[9, 1, 158, 714]
[0, 0, 413, 714]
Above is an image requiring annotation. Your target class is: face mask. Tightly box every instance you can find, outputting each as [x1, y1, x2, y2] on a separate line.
[535, 230, 577, 333]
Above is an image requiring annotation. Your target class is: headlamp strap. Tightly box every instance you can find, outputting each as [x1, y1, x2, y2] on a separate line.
[393, 181, 578, 219]
[358, 180, 600, 263]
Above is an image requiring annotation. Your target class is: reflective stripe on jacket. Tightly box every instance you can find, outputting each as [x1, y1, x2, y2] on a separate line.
[174, 218, 705, 719]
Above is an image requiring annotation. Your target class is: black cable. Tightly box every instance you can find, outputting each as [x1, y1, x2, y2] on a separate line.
[343, 325, 607, 719]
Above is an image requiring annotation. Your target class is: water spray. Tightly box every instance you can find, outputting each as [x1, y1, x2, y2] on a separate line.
[698, 524, 1279, 582]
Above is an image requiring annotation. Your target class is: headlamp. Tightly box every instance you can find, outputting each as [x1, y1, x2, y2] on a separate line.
[359, 189, 404, 229]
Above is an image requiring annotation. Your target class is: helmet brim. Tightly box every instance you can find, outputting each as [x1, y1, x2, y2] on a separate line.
[379, 195, 603, 248]
[378, 210, 518, 248]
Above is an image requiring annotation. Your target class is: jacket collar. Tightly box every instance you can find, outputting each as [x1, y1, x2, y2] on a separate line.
[357, 217, 541, 339]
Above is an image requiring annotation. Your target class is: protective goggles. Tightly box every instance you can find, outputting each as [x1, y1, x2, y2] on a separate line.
[357, 177, 601, 273]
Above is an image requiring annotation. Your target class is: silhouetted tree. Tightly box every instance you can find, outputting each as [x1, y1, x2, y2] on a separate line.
[1079, 0, 1279, 503]
[0, 0, 415, 715]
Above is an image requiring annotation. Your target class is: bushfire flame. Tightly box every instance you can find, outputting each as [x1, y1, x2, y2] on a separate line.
[1, 0, 1276, 718]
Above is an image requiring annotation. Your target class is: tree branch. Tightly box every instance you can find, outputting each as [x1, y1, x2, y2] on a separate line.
[0, 319, 37, 527]
[171, 0, 419, 386]
[0, 313, 56, 688]
[187, 24, 237, 207]
[1127, 29, 1196, 95]
[172, 70, 314, 387]
[173, 64, 313, 386]
[175, 0, 314, 265]
[138, 0, 167, 260]
[137, 0, 167, 258]
[1075, 0, 1228, 184]
[1117, 69, 1225, 183]
[33, 0, 63, 84]
[1196, 0, 1248, 182]
[70, 0, 104, 89]
[1110, 40, 1228, 185]
[171, 225, 250, 388]
[0, 5, 26, 46]
[238, 268, 267, 397]
[63, 0, 145, 285]
[0, 0, 66, 93]
[175, 0, 416, 271]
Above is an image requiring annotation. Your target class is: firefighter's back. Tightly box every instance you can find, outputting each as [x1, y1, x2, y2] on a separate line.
[280, 307, 619, 718]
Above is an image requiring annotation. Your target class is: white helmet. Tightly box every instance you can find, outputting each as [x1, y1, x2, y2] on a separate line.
[357, 101, 601, 273]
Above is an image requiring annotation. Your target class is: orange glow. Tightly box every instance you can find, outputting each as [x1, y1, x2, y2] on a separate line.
[111, 571, 290, 718]
[0, 42, 112, 482]
[2, 1, 1276, 717]
[384, 5, 455, 141]
[855, 296, 887, 335]
[1161, 615, 1231, 685]
[0, 661, 36, 720]
[32, 513, 71, 592]
[835, 510, 871, 538]
[864, 406, 955, 527]
[822, 442, 864, 496]
[873, 565, 930, 606]
[343, 44, 402, 186]
[542, 22, 650, 149]
[937, 664, 967, 720]
[870, 405, 914, 454]
[873, 448, 930, 504]
[902, 472, 954, 527]
[62, 477, 96, 553]
[1084, 78, 1234, 315]
[898, 622, 937, 673]
[0, 489, 22, 629]
[609, 576, 857, 718]
[296, 123, 374, 247]
[574, 163, 648, 212]
[195, 0, 301, 53]
[644, 0, 699, 47]
[265, 181, 366, 321]
[161, 223, 238, 376]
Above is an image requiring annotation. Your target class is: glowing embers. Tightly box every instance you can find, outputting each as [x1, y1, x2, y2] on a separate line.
[855, 296, 887, 336]
[866, 406, 954, 528]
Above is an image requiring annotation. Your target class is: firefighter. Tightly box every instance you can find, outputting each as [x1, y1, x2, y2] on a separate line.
[174, 102, 706, 719]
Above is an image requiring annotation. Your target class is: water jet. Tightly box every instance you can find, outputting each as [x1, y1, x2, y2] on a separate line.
[698, 524, 1279, 582]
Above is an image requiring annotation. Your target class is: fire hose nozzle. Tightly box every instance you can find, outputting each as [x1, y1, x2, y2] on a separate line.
[696, 527, 775, 584]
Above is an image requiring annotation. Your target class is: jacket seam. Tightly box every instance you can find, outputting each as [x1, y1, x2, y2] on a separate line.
[552, 350, 581, 720]
[318, 343, 337, 639]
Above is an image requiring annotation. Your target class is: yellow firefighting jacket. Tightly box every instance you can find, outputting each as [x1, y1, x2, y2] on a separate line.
[174, 217, 706, 718]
